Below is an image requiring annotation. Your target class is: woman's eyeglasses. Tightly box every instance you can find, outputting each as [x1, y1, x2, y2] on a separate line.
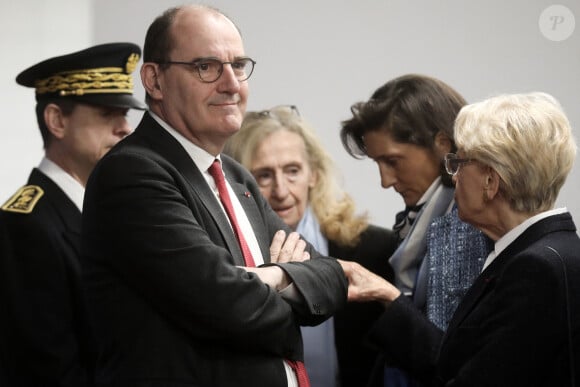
[256, 105, 300, 118]
[444, 153, 474, 176]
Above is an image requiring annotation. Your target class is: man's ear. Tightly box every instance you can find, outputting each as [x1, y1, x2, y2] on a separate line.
[44, 103, 66, 139]
[434, 131, 452, 157]
[141, 62, 163, 99]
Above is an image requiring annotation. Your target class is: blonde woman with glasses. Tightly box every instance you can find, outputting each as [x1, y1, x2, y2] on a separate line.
[225, 105, 397, 387]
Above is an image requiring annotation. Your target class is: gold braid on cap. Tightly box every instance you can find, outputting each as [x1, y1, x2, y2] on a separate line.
[35, 53, 140, 96]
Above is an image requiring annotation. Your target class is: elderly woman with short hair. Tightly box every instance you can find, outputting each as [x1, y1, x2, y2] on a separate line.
[340, 92, 580, 387]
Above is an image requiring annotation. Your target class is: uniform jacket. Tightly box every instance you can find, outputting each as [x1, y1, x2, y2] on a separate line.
[0, 169, 96, 387]
[367, 212, 580, 387]
[81, 112, 348, 387]
[330, 225, 397, 387]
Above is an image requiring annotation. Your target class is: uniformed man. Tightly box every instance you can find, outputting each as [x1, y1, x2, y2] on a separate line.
[0, 43, 146, 387]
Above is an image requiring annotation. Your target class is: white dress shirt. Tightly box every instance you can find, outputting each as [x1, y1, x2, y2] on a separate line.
[482, 207, 568, 271]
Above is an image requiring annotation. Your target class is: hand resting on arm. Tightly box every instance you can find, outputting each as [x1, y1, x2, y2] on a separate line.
[243, 230, 310, 291]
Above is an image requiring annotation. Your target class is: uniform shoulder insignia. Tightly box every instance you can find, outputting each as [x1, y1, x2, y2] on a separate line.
[1, 185, 44, 214]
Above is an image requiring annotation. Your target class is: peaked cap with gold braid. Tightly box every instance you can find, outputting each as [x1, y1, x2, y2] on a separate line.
[16, 42, 146, 110]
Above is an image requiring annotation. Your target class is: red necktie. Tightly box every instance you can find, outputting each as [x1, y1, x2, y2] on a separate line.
[287, 360, 311, 387]
[209, 159, 310, 387]
[208, 159, 256, 267]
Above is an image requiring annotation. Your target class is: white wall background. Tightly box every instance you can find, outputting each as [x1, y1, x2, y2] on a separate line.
[2, 0, 579, 231]
[0, 0, 92, 204]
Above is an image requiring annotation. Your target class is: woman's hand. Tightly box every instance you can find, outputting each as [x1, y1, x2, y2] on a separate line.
[338, 259, 401, 305]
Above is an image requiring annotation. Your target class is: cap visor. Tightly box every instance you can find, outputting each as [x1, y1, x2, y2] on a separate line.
[71, 94, 147, 110]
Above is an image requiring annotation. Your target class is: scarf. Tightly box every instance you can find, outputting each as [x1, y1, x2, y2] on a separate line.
[296, 207, 338, 387]
[389, 179, 455, 307]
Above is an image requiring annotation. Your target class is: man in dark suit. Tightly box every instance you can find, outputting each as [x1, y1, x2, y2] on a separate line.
[81, 5, 347, 387]
[0, 43, 146, 386]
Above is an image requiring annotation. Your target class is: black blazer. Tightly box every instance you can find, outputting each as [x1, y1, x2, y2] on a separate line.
[0, 169, 96, 387]
[330, 225, 396, 387]
[81, 112, 348, 387]
[367, 212, 580, 387]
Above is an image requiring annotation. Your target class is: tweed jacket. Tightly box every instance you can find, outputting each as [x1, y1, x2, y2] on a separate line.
[81, 112, 348, 387]
[0, 169, 96, 387]
[424, 207, 491, 330]
[367, 212, 580, 387]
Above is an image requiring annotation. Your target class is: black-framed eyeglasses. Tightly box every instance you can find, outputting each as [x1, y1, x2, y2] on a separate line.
[444, 153, 474, 176]
[157, 56, 256, 83]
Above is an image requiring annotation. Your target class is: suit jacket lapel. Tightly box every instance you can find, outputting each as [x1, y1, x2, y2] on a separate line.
[193, 178, 246, 266]
[444, 264, 498, 336]
[445, 212, 576, 336]
[229, 179, 270, 263]
[134, 113, 246, 266]
[29, 169, 83, 258]
[445, 224, 540, 335]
